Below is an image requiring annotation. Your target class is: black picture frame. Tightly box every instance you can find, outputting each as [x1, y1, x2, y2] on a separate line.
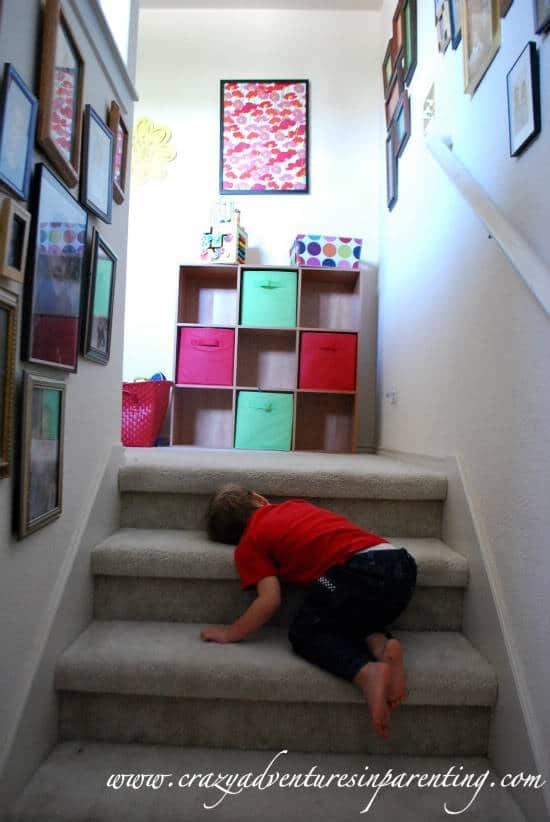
[0, 286, 17, 479]
[449, 0, 462, 47]
[534, 0, 550, 31]
[383, 40, 394, 100]
[0, 63, 38, 200]
[386, 125, 398, 211]
[507, 42, 541, 157]
[23, 163, 88, 372]
[219, 79, 309, 195]
[402, 0, 418, 85]
[394, 91, 411, 158]
[80, 104, 114, 223]
[18, 370, 66, 539]
[82, 228, 117, 365]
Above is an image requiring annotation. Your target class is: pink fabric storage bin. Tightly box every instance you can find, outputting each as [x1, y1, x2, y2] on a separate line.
[299, 332, 357, 391]
[177, 327, 235, 385]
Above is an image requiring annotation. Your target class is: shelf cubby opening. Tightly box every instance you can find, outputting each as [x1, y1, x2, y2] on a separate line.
[299, 267, 360, 331]
[295, 392, 355, 453]
[178, 265, 238, 325]
[237, 329, 297, 391]
[171, 388, 234, 448]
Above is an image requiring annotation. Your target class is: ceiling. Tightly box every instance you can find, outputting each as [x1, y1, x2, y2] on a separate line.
[140, 1, 383, 10]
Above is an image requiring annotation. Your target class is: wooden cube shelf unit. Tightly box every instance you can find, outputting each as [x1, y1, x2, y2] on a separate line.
[171, 263, 362, 452]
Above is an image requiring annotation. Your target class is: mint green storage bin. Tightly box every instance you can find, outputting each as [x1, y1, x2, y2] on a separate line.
[240, 270, 297, 328]
[235, 391, 294, 451]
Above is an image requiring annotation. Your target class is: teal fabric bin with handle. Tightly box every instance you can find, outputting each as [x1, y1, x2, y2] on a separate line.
[235, 391, 294, 451]
[240, 269, 297, 328]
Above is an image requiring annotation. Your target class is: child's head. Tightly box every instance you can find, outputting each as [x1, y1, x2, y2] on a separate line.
[205, 483, 266, 544]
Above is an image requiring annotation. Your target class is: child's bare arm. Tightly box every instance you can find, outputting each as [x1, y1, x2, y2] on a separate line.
[200, 576, 281, 643]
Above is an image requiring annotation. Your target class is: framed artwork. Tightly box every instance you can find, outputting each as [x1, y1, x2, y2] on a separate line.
[383, 40, 394, 99]
[462, 0, 501, 96]
[393, 3, 405, 59]
[534, 0, 550, 31]
[80, 105, 114, 223]
[450, 0, 463, 47]
[23, 163, 87, 372]
[394, 91, 411, 158]
[19, 371, 65, 538]
[220, 79, 309, 194]
[385, 63, 404, 127]
[0, 64, 38, 200]
[0, 196, 31, 283]
[386, 126, 398, 212]
[500, 0, 513, 14]
[0, 287, 16, 479]
[402, 0, 418, 85]
[436, 0, 453, 52]
[37, 0, 85, 189]
[108, 100, 129, 205]
[82, 229, 117, 364]
[507, 42, 541, 157]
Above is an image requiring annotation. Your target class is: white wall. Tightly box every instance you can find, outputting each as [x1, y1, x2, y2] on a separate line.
[378, 0, 550, 818]
[124, 8, 383, 415]
[0, 0, 137, 815]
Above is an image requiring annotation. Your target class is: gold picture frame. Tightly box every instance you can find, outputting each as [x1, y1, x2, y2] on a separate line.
[462, 0, 501, 96]
[19, 371, 66, 538]
[37, 0, 85, 188]
[0, 196, 31, 283]
[0, 287, 17, 479]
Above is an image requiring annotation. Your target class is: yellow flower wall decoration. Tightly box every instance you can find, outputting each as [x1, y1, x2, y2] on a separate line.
[132, 117, 177, 184]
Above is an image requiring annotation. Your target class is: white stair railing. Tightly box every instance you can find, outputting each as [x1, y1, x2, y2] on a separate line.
[426, 134, 550, 317]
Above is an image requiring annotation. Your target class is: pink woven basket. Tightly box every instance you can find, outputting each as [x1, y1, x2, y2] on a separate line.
[121, 380, 172, 447]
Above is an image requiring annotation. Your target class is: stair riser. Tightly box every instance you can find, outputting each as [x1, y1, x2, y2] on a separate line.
[120, 494, 443, 537]
[59, 693, 490, 756]
[94, 577, 464, 631]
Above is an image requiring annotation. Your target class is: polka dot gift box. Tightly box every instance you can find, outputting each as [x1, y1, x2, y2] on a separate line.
[290, 234, 363, 270]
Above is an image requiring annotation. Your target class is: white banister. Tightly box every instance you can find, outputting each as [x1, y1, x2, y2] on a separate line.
[426, 134, 550, 317]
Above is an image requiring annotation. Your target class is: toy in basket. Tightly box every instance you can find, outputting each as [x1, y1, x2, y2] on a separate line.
[121, 374, 172, 447]
[200, 201, 247, 264]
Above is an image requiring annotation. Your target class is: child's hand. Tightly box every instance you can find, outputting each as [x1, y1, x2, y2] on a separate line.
[200, 626, 235, 643]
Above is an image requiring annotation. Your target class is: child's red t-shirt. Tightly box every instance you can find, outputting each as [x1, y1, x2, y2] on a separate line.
[234, 499, 388, 589]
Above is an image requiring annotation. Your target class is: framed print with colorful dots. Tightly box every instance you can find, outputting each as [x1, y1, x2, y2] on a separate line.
[23, 163, 88, 372]
[220, 79, 309, 194]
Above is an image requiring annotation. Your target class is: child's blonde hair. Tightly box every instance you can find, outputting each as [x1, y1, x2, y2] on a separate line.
[205, 483, 258, 544]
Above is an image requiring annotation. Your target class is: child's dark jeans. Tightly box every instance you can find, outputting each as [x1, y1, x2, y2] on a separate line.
[288, 548, 417, 682]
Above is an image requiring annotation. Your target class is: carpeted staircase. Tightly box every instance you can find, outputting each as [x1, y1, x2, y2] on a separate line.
[8, 450, 528, 821]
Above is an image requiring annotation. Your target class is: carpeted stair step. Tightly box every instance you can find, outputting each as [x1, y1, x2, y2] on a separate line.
[92, 530, 468, 631]
[55, 621, 497, 756]
[8, 741, 528, 822]
[119, 449, 447, 536]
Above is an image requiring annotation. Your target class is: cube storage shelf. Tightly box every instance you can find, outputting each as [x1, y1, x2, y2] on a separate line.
[171, 264, 362, 452]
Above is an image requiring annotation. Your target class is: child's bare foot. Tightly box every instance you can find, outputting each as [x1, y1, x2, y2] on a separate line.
[353, 662, 392, 739]
[382, 638, 407, 709]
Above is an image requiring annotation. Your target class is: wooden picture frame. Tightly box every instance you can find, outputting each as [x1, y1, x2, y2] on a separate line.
[507, 42, 541, 157]
[534, 0, 550, 31]
[0, 196, 31, 283]
[0, 64, 38, 200]
[386, 125, 398, 211]
[385, 62, 404, 127]
[402, 0, 418, 85]
[80, 105, 114, 223]
[0, 287, 17, 479]
[436, 0, 453, 53]
[462, 0, 501, 96]
[394, 91, 411, 158]
[382, 40, 394, 99]
[37, 0, 85, 189]
[19, 371, 65, 538]
[108, 100, 129, 205]
[82, 228, 117, 364]
[393, 3, 405, 61]
[23, 163, 88, 372]
[220, 79, 309, 194]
